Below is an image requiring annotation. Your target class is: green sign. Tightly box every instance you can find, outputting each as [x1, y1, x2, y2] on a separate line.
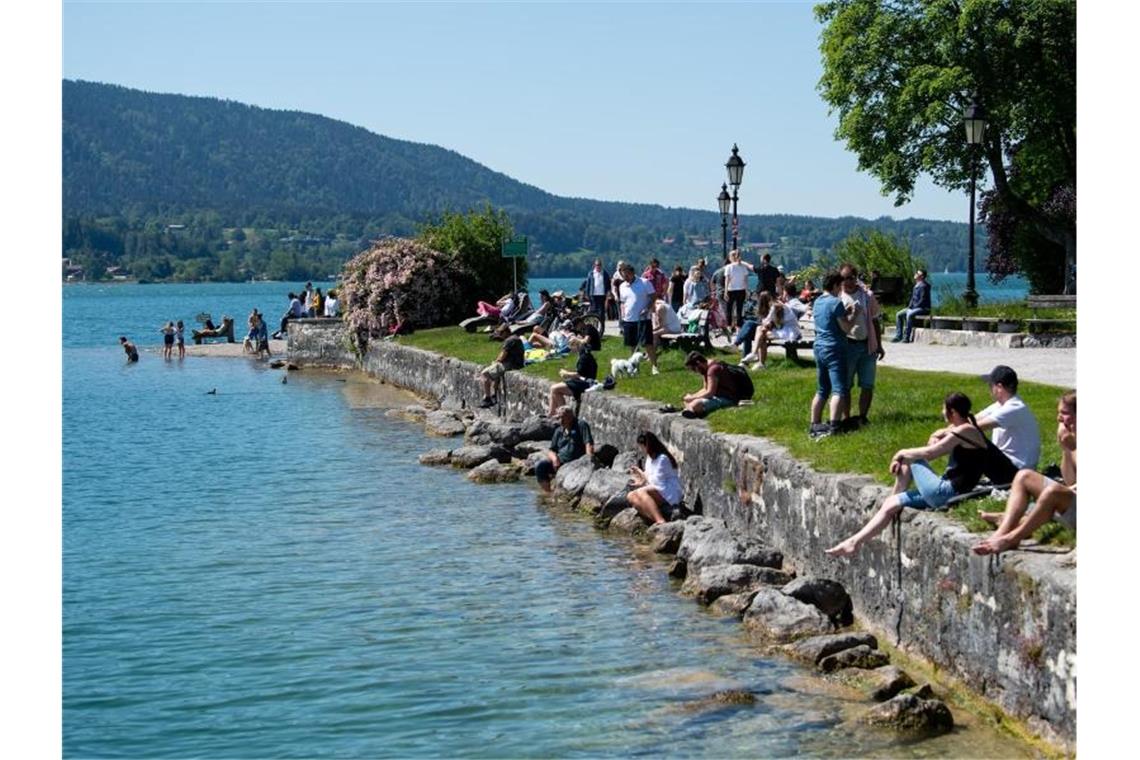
[501, 238, 529, 258]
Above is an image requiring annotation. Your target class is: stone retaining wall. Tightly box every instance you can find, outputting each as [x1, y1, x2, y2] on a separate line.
[910, 327, 1076, 349]
[289, 322, 1076, 750]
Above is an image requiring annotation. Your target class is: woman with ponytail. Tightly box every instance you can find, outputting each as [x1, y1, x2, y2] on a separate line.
[826, 392, 1015, 557]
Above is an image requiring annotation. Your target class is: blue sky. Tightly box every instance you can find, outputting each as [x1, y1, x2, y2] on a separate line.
[63, 0, 967, 221]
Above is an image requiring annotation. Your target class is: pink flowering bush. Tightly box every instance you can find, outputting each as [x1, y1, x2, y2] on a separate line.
[340, 237, 474, 342]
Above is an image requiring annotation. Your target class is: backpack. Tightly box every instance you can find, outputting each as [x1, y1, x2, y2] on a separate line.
[502, 336, 526, 370]
[718, 362, 754, 401]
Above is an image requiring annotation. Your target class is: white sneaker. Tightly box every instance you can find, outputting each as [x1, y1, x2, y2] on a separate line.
[750, 362, 766, 372]
[651, 365, 660, 375]
[741, 352, 759, 363]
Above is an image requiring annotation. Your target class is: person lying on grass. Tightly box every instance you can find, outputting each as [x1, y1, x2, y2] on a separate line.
[972, 390, 1076, 555]
[825, 392, 1018, 558]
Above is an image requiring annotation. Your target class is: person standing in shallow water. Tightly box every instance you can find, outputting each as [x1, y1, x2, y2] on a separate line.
[160, 321, 176, 360]
[120, 336, 139, 363]
[175, 320, 186, 360]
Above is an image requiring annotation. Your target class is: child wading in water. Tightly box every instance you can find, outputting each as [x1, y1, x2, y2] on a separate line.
[160, 321, 176, 360]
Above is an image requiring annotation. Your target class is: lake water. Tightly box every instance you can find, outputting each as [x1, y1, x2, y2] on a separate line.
[63, 283, 1032, 757]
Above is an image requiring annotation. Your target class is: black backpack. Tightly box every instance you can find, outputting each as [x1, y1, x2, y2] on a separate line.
[719, 362, 754, 401]
[502, 336, 526, 370]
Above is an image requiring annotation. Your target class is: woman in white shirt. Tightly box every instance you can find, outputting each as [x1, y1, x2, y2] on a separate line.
[722, 249, 755, 331]
[627, 431, 685, 524]
[748, 299, 802, 369]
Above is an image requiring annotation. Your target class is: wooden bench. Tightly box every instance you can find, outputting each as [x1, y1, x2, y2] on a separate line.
[1027, 295, 1076, 309]
[659, 310, 712, 351]
[769, 319, 814, 363]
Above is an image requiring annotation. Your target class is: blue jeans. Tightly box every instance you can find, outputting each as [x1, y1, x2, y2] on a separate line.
[896, 459, 957, 509]
[733, 319, 760, 355]
[813, 346, 848, 399]
[895, 308, 929, 342]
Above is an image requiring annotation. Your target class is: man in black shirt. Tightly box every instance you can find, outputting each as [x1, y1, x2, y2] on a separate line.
[534, 407, 594, 492]
[757, 253, 780, 296]
[546, 337, 598, 415]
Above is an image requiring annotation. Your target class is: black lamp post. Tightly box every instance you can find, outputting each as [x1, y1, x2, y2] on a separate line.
[717, 183, 732, 261]
[725, 144, 745, 252]
[963, 100, 988, 308]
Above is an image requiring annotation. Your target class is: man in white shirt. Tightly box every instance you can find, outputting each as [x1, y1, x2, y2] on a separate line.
[975, 365, 1041, 471]
[618, 262, 659, 375]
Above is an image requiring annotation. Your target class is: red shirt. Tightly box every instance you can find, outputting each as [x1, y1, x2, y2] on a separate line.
[642, 266, 669, 299]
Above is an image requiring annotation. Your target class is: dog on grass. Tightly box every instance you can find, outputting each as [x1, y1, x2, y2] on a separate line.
[610, 351, 646, 378]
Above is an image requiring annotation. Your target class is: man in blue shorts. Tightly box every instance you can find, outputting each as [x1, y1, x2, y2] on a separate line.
[617, 262, 659, 375]
[839, 263, 884, 426]
[809, 272, 856, 439]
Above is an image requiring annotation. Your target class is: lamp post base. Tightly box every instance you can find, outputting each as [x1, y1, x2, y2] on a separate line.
[962, 288, 979, 308]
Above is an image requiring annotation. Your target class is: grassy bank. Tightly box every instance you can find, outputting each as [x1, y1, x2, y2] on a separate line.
[397, 327, 1073, 545]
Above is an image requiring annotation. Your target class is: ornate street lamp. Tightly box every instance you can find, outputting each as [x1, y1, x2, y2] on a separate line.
[717, 183, 732, 260]
[963, 100, 988, 308]
[725, 144, 745, 251]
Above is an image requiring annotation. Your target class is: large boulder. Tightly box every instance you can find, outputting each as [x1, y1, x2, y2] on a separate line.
[450, 445, 512, 469]
[522, 451, 548, 476]
[467, 460, 522, 484]
[551, 457, 596, 504]
[425, 410, 468, 437]
[514, 440, 551, 457]
[518, 415, 557, 442]
[648, 521, 686, 554]
[612, 450, 643, 473]
[465, 418, 523, 448]
[667, 558, 687, 579]
[833, 666, 917, 702]
[418, 449, 452, 466]
[781, 578, 854, 627]
[682, 564, 797, 606]
[609, 507, 650, 535]
[743, 588, 832, 643]
[784, 632, 878, 666]
[818, 645, 890, 673]
[595, 494, 631, 527]
[387, 404, 431, 423]
[863, 694, 954, 735]
[578, 468, 632, 513]
[676, 517, 783, 572]
[710, 591, 759, 618]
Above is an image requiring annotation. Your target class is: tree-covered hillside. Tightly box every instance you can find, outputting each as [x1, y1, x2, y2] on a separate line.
[62, 80, 977, 281]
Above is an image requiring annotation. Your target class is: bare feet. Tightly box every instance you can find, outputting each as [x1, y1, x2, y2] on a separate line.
[825, 539, 859, 557]
[978, 511, 1003, 525]
[971, 535, 1018, 555]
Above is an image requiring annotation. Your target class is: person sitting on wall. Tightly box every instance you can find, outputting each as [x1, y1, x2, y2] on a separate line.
[825, 392, 1020, 558]
[972, 390, 1076, 555]
[892, 268, 932, 343]
[478, 335, 526, 408]
[681, 350, 753, 418]
[627, 431, 686, 525]
[534, 406, 595, 492]
[547, 335, 599, 416]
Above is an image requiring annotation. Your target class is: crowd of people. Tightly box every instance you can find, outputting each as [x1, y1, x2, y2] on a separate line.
[462, 250, 1075, 557]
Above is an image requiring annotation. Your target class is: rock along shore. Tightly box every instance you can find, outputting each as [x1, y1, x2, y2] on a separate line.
[287, 319, 1076, 752]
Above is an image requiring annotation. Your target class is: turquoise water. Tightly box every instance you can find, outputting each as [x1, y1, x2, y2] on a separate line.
[63, 284, 1031, 757]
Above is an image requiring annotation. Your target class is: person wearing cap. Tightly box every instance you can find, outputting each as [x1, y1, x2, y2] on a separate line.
[757, 253, 780, 297]
[617, 262, 660, 375]
[892, 269, 931, 343]
[838, 263, 885, 426]
[580, 258, 611, 333]
[972, 366, 1041, 470]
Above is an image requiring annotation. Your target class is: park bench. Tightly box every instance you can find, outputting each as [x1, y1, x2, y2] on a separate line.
[1027, 295, 1076, 309]
[768, 318, 815, 363]
[1024, 318, 1076, 334]
[192, 316, 235, 344]
[658, 308, 712, 351]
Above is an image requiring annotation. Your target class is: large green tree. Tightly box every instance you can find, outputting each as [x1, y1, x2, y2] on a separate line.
[417, 205, 523, 311]
[815, 0, 1075, 293]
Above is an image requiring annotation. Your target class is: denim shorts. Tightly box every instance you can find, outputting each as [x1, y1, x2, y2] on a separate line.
[895, 459, 958, 509]
[813, 347, 849, 398]
[701, 396, 738, 414]
[846, 339, 877, 390]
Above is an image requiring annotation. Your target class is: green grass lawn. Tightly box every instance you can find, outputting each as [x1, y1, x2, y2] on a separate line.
[398, 326, 1074, 546]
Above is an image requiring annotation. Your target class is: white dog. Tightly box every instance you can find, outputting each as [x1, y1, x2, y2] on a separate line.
[610, 351, 646, 378]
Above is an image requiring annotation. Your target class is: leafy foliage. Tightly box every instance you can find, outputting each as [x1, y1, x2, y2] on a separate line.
[831, 229, 924, 279]
[815, 0, 1076, 292]
[340, 238, 473, 338]
[417, 206, 524, 310]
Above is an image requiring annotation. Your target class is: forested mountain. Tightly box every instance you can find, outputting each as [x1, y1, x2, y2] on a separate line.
[62, 80, 977, 281]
